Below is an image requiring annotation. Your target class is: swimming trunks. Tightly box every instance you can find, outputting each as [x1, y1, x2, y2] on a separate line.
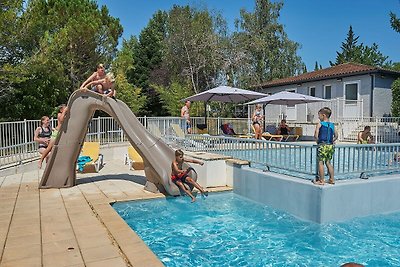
[317, 144, 334, 162]
[171, 172, 189, 183]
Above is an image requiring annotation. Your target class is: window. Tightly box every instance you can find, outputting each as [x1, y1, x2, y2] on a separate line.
[309, 87, 316, 97]
[324, 85, 332, 99]
[345, 83, 358, 104]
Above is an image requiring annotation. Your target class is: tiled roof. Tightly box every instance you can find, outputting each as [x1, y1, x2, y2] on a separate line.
[254, 63, 400, 89]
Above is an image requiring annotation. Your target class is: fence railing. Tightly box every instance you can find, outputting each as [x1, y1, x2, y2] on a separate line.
[174, 134, 400, 180]
[2, 115, 400, 177]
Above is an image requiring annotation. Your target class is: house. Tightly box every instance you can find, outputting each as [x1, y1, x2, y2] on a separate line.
[252, 63, 400, 122]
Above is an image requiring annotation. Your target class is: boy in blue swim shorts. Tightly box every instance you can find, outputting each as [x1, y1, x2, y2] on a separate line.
[313, 107, 338, 185]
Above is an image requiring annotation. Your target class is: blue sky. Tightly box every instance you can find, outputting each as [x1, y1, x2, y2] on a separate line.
[97, 0, 400, 70]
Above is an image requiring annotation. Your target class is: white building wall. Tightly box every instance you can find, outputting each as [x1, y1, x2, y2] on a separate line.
[373, 87, 392, 116]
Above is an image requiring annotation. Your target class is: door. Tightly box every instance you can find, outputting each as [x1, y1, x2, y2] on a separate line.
[343, 81, 360, 118]
[285, 89, 297, 121]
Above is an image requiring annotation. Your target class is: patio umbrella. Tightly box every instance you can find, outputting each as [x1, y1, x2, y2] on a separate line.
[245, 91, 328, 133]
[182, 86, 267, 103]
[182, 86, 267, 128]
[245, 91, 327, 106]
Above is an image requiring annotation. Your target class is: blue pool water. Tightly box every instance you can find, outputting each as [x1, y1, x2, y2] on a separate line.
[113, 192, 400, 267]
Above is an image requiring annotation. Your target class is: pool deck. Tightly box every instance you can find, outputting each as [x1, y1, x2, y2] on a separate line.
[0, 159, 231, 267]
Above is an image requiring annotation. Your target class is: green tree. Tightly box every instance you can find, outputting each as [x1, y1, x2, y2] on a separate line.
[314, 61, 319, 71]
[331, 25, 389, 67]
[0, 0, 122, 120]
[152, 82, 192, 116]
[331, 25, 360, 65]
[112, 38, 146, 113]
[390, 11, 400, 33]
[165, 5, 225, 93]
[233, 0, 303, 86]
[391, 79, 400, 117]
[129, 11, 169, 116]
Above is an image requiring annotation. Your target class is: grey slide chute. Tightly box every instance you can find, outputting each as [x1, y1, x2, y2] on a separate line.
[39, 89, 192, 196]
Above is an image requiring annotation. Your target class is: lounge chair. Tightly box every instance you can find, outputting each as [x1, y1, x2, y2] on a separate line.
[125, 146, 144, 170]
[170, 123, 212, 148]
[147, 123, 162, 138]
[262, 124, 300, 141]
[262, 132, 284, 141]
[251, 124, 282, 141]
[221, 123, 253, 138]
[80, 142, 104, 172]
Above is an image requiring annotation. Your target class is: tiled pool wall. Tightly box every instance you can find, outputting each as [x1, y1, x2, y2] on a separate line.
[232, 165, 400, 224]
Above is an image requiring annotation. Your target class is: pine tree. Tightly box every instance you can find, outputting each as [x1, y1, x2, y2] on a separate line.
[314, 61, 319, 71]
[332, 25, 360, 65]
[331, 25, 389, 67]
[129, 11, 169, 116]
[390, 12, 400, 33]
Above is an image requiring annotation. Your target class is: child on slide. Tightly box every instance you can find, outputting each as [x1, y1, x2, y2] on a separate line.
[171, 149, 208, 202]
[38, 104, 69, 168]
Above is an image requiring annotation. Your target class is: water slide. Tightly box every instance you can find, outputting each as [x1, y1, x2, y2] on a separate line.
[39, 89, 194, 196]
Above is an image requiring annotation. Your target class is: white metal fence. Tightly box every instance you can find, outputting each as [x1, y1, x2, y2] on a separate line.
[176, 134, 400, 180]
[2, 115, 400, 173]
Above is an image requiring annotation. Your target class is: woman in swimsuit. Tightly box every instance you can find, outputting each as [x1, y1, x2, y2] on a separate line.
[38, 104, 69, 168]
[252, 104, 264, 139]
[34, 116, 53, 162]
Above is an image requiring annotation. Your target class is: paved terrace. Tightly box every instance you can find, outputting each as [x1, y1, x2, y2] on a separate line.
[0, 158, 231, 267]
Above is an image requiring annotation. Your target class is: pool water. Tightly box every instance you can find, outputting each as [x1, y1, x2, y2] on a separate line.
[113, 192, 400, 267]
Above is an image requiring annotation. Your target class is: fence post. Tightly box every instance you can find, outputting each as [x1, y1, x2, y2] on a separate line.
[375, 117, 378, 143]
[97, 117, 101, 143]
[217, 117, 221, 135]
[144, 115, 147, 129]
[24, 119, 28, 154]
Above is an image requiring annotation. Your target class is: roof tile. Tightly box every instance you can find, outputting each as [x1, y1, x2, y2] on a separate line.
[254, 63, 400, 88]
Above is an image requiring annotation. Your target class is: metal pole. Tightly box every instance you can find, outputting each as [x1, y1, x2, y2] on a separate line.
[97, 117, 101, 143]
[23, 119, 28, 154]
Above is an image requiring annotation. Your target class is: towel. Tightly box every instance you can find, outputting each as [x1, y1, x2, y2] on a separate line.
[77, 156, 92, 172]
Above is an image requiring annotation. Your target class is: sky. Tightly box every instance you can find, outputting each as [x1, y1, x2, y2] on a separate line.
[97, 0, 400, 70]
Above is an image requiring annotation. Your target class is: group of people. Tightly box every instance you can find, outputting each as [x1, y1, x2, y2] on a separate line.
[80, 63, 116, 98]
[35, 63, 116, 168]
[35, 65, 208, 203]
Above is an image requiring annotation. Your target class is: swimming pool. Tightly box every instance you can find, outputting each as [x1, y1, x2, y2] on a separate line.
[113, 192, 400, 266]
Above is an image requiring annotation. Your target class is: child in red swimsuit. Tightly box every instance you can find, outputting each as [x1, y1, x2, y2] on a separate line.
[171, 149, 208, 202]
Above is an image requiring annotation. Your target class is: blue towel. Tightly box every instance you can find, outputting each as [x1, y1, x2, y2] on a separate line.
[77, 156, 92, 172]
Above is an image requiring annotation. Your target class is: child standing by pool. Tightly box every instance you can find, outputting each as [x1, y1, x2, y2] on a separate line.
[171, 149, 208, 202]
[313, 107, 338, 185]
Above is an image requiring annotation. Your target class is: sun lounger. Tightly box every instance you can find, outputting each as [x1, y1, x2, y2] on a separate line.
[170, 123, 213, 148]
[125, 146, 144, 170]
[262, 132, 284, 141]
[221, 123, 253, 138]
[262, 125, 301, 142]
[80, 142, 103, 172]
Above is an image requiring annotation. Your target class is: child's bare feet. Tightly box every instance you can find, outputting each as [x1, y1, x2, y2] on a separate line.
[328, 180, 335, 185]
[312, 180, 325, 185]
[38, 159, 43, 169]
[202, 191, 209, 197]
[191, 197, 196, 203]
